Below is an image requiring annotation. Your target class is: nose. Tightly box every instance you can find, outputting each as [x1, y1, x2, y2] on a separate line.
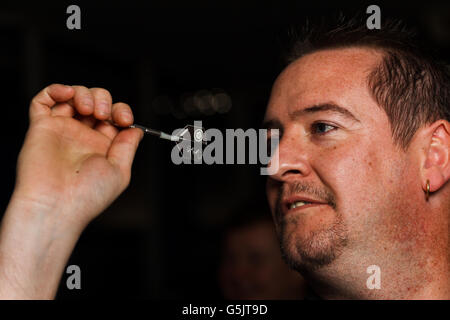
[268, 132, 312, 182]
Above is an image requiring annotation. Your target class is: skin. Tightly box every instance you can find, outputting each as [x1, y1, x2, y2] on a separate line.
[0, 47, 448, 299]
[0, 84, 143, 299]
[219, 220, 306, 300]
[264, 47, 450, 299]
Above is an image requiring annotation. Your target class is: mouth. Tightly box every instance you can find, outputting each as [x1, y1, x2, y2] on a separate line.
[282, 196, 329, 216]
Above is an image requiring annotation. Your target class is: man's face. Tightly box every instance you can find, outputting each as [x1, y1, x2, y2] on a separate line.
[264, 47, 420, 272]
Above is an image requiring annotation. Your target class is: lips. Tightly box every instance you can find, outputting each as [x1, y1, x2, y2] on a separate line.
[282, 195, 329, 216]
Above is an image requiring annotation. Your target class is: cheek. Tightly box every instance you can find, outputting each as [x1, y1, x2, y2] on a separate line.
[312, 138, 391, 218]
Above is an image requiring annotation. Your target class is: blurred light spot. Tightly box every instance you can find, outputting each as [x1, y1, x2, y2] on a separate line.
[181, 94, 200, 117]
[211, 89, 232, 114]
[194, 90, 215, 115]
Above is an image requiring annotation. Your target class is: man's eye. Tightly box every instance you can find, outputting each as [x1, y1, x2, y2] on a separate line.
[311, 122, 337, 135]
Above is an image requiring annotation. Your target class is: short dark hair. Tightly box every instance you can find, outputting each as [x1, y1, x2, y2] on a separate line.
[285, 15, 450, 149]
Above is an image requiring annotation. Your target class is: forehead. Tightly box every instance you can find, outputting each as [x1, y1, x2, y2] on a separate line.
[265, 47, 383, 122]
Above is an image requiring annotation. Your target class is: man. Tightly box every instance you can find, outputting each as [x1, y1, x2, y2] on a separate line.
[0, 18, 449, 299]
[264, 19, 450, 299]
[218, 210, 307, 299]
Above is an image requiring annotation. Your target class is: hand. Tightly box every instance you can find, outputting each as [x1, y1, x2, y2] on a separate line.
[13, 84, 143, 230]
[0, 84, 143, 299]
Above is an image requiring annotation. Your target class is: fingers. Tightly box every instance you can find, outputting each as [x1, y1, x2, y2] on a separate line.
[64, 86, 112, 121]
[71, 87, 113, 128]
[112, 102, 134, 127]
[71, 85, 95, 116]
[90, 88, 112, 121]
[107, 128, 144, 185]
[30, 84, 74, 121]
[31, 84, 135, 133]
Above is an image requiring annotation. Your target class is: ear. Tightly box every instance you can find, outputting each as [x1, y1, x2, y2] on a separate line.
[421, 120, 450, 193]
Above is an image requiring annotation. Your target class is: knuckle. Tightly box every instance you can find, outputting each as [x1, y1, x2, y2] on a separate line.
[72, 85, 88, 91]
[48, 83, 60, 91]
[30, 96, 38, 107]
[91, 87, 112, 99]
[73, 86, 92, 98]
[115, 102, 132, 111]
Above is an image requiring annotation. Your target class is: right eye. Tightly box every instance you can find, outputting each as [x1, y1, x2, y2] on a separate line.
[310, 122, 338, 135]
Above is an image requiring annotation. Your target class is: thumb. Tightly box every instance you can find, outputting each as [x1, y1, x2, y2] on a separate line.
[107, 128, 144, 185]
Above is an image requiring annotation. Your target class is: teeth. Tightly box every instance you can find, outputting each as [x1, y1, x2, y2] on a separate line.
[290, 201, 310, 209]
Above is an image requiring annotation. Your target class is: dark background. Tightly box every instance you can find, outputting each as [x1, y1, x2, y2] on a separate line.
[0, 0, 449, 299]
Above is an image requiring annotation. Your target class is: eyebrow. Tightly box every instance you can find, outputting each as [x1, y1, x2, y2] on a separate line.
[262, 103, 360, 130]
[291, 103, 360, 123]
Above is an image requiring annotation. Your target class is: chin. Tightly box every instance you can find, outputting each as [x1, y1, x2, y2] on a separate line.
[279, 214, 349, 272]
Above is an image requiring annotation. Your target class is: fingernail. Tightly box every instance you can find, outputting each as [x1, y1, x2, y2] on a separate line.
[122, 111, 133, 123]
[97, 101, 109, 116]
[83, 99, 94, 109]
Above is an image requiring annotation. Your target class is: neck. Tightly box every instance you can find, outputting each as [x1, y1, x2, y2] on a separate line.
[304, 223, 450, 299]
[304, 253, 449, 299]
